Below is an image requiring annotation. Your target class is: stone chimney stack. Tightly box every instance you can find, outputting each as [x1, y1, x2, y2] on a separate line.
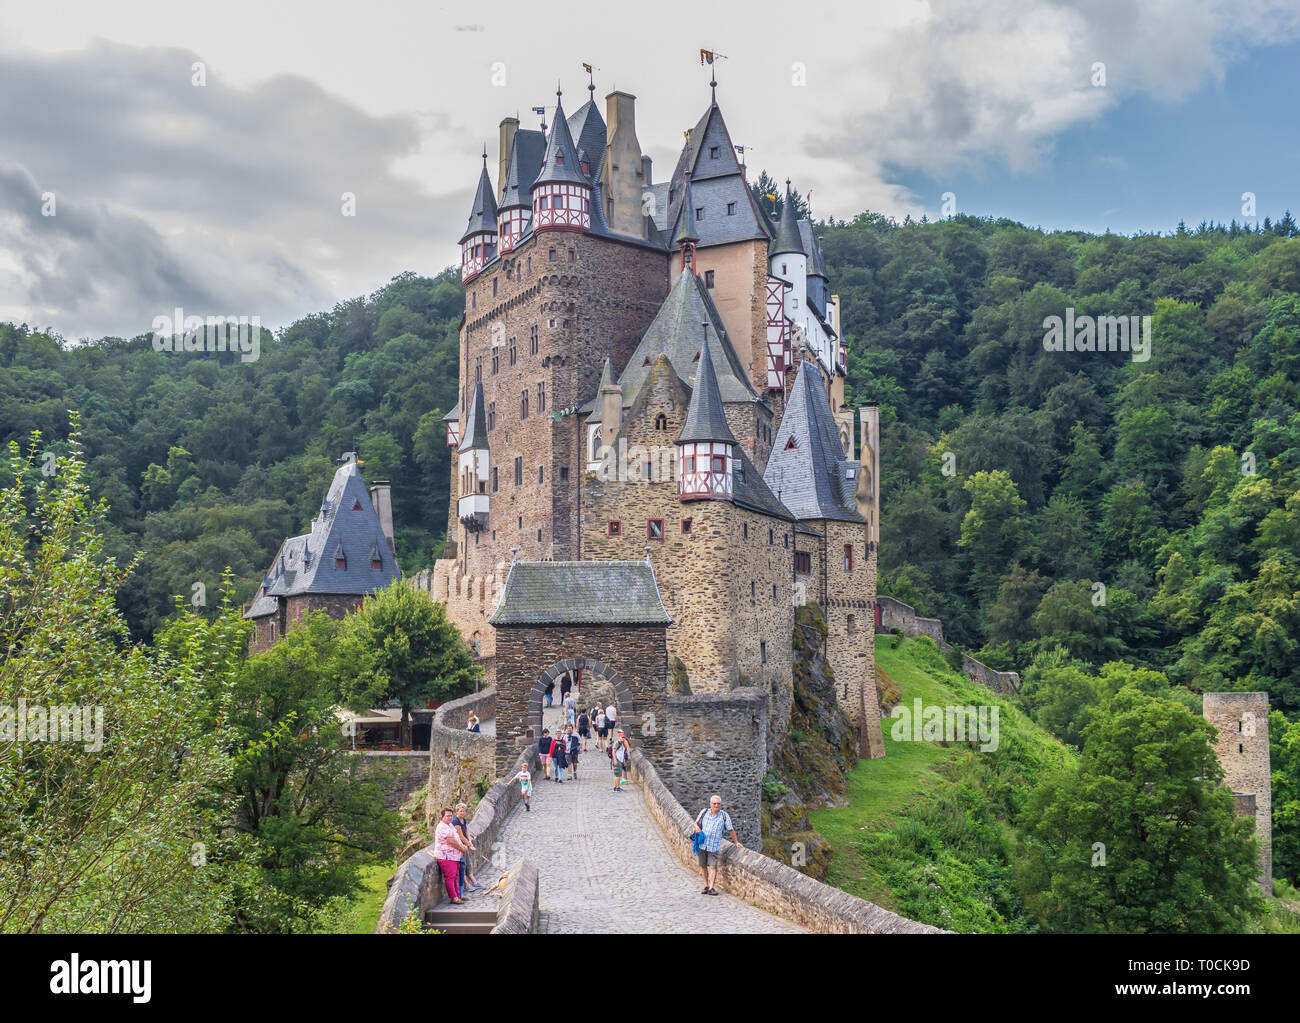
[498, 117, 519, 203]
[602, 91, 645, 238]
[857, 406, 879, 546]
[599, 357, 622, 453]
[368, 481, 396, 555]
[641, 154, 653, 189]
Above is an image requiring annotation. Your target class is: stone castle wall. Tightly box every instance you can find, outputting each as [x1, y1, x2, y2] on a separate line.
[352, 750, 428, 812]
[664, 690, 768, 849]
[425, 688, 497, 827]
[821, 523, 885, 758]
[962, 654, 1022, 695]
[411, 563, 504, 684]
[1203, 692, 1272, 894]
[877, 594, 945, 644]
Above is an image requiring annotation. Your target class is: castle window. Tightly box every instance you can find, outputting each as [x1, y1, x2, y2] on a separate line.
[1239, 743, 1244, 753]
[750, 581, 755, 598]
[555, 153, 563, 165]
[695, 207, 703, 221]
[681, 518, 692, 535]
[782, 263, 787, 275]
[560, 466, 569, 482]
[491, 347, 499, 374]
[526, 255, 532, 275]
[848, 614, 857, 635]
[336, 557, 345, 569]
[269, 621, 277, 641]
[655, 413, 668, 430]
[537, 381, 546, 413]
[492, 466, 498, 492]
[608, 520, 621, 537]
[514, 457, 523, 486]
[530, 325, 539, 355]
[784, 533, 789, 549]
[760, 640, 767, 665]
[549, 248, 557, 261]
[710, 146, 719, 159]
[488, 401, 496, 431]
[711, 454, 725, 473]
[769, 528, 774, 545]
[472, 292, 477, 310]
[727, 202, 736, 216]
[510, 337, 518, 365]
[683, 454, 695, 473]
[568, 249, 575, 263]
[743, 522, 748, 539]
[538, 528, 543, 542]
[518, 516, 522, 529]
[794, 551, 811, 574]
[647, 519, 664, 541]
[372, 558, 382, 570]
[352, 500, 362, 511]
[844, 544, 853, 572]
[538, 195, 549, 210]
[785, 436, 797, 450]
[493, 278, 499, 298]
[705, 270, 715, 288]
[538, 465, 544, 484]
[772, 583, 777, 602]
[521, 389, 529, 420]
[581, 159, 589, 175]
[549, 318, 556, 328]
[475, 356, 482, 382]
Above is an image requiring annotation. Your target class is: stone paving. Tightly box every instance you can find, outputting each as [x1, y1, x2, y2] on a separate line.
[453, 704, 804, 933]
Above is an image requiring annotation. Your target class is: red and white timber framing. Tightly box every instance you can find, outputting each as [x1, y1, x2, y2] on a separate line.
[532, 183, 591, 232]
[766, 275, 791, 390]
[678, 442, 734, 501]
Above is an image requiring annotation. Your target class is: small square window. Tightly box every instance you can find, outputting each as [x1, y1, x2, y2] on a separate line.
[559, 466, 569, 482]
[681, 518, 692, 535]
[727, 201, 736, 216]
[695, 207, 703, 221]
[710, 146, 719, 158]
[648, 519, 664, 541]
[704, 269, 715, 288]
[608, 520, 622, 537]
[549, 248, 557, 261]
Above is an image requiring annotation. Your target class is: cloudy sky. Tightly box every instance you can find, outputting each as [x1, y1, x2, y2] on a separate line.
[2, 0, 1298, 339]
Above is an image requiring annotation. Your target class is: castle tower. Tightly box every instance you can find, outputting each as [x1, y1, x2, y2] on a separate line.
[497, 123, 546, 253]
[1203, 692, 1272, 894]
[677, 331, 737, 502]
[530, 91, 592, 234]
[457, 380, 490, 535]
[769, 180, 807, 330]
[601, 90, 648, 238]
[459, 150, 498, 282]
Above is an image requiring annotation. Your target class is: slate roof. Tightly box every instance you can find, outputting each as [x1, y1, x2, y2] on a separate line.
[244, 462, 402, 618]
[501, 128, 547, 209]
[459, 380, 489, 452]
[763, 360, 865, 524]
[673, 175, 700, 245]
[677, 332, 736, 445]
[459, 160, 498, 244]
[532, 97, 589, 188]
[489, 559, 671, 626]
[800, 222, 828, 278]
[566, 96, 607, 180]
[770, 184, 805, 257]
[596, 270, 763, 413]
[733, 448, 795, 521]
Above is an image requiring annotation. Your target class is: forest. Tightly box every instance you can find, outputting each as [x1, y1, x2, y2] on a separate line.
[3, 200, 1299, 912]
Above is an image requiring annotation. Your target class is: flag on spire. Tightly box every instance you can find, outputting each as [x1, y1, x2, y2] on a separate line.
[582, 62, 593, 74]
[700, 49, 714, 65]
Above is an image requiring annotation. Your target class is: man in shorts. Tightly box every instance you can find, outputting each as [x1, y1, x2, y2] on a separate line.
[595, 707, 607, 750]
[693, 795, 741, 895]
[577, 709, 590, 752]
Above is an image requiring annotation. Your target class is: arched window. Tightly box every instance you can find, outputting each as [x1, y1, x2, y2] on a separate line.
[655, 413, 668, 431]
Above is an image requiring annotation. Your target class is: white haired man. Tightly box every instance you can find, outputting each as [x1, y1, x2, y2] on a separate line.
[692, 795, 740, 895]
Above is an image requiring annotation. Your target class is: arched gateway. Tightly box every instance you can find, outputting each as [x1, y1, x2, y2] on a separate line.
[488, 552, 672, 775]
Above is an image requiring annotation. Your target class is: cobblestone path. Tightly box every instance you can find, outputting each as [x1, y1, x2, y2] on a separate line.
[456, 705, 804, 934]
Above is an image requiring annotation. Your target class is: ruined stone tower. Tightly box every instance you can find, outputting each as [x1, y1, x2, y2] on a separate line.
[1203, 692, 1272, 894]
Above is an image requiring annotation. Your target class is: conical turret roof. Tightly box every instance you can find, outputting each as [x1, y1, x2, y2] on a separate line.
[677, 332, 737, 446]
[458, 381, 489, 452]
[458, 157, 498, 244]
[770, 181, 805, 258]
[532, 95, 589, 189]
[674, 174, 700, 245]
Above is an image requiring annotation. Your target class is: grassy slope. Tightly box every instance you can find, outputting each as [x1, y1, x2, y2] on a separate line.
[321, 862, 395, 934]
[810, 635, 1070, 932]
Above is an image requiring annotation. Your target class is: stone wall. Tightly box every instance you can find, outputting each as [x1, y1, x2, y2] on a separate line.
[629, 749, 947, 934]
[412, 564, 503, 686]
[664, 690, 767, 849]
[1203, 692, 1272, 894]
[961, 654, 1022, 696]
[351, 751, 428, 811]
[493, 624, 668, 774]
[378, 745, 540, 932]
[877, 594, 945, 644]
[426, 688, 497, 827]
[489, 859, 541, 934]
[822, 521, 885, 759]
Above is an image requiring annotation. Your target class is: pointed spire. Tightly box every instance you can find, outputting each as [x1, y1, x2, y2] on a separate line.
[532, 91, 587, 188]
[599, 353, 616, 391]
[770, 179, 804, 257]
[678, 330, 737, 446]
[675, 172, 700, 247]
[458, 380, 489, 452]
[458, 159, 499, 244]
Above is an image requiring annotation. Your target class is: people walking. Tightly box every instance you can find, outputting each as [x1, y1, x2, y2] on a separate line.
[544, 681, 554, 708]
[505, 764, 533, 811]
[610, 730, 630, 791]
[692, 795, 741, 895]
[595, 706, 608, 751]
[577, 709, 590, 753]
[452, 803, 481, 892]
[433, 807, 469, 903]
[538, 728, 554, 779]
[563, 690, 577, 727]
[550, 728, 567, 782]
[605, 702, 618, 738]
[566, 724, 580, 779]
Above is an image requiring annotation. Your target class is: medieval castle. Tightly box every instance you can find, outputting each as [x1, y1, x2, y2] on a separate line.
[411, 78, 886, 763]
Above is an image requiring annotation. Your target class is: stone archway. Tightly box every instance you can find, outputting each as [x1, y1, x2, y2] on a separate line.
[524, 656, 637, 745]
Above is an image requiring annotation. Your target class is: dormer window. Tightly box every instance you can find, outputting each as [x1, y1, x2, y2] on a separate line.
[555, 153, 564, 165]
[352, 499, 362, 510]
[695, 207, 703, 221]
[336, 557, 345, 569]
[785, 436, 798, 450]
[710, 146, 719, 158]
[581, 159, 590, 175]
[372, 558, 382, 570]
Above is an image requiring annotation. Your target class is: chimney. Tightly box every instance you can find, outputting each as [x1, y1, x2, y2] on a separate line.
[368, 481, 396, 554]
[857, 408, 880, 545]
[600, 373, 622, 452]
[602, 91, 645, 238]
[641, 154, 653, 188]
[498, 117, 519, 204]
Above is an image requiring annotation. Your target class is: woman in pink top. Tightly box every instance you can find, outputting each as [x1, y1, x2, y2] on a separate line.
[434, 807, 469, 904]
